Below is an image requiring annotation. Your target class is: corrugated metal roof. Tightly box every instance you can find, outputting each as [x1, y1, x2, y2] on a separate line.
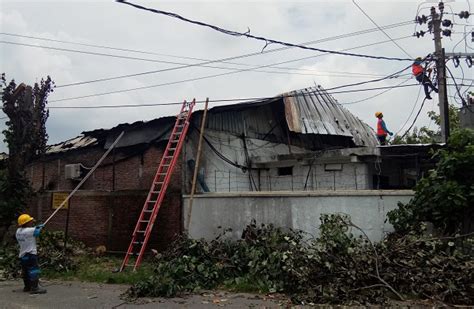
[283, 87, 377, 147]
[46, 135, 98, 154]
[44, 85, 377, 154]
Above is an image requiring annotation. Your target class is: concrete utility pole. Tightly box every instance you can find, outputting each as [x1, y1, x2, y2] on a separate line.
[431, 6, 450, 142]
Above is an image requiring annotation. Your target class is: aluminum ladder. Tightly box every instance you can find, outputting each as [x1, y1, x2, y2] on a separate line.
[120, 99, 196, 271]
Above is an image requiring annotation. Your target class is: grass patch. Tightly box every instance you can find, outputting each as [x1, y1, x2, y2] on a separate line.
[222, 277, 266, 294]
[43, 255, 153, 285]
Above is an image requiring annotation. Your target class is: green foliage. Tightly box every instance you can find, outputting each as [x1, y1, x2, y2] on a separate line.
[0, 230, 84, 280]
[1, 74, 53, 166]
[0, 74, 54, 238]
[126, 216, 474, 305]
[388, 129, 474, 234]
[0, 170, 31, 236]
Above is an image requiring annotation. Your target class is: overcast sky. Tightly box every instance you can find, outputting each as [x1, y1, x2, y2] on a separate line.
[1, 0, 472, 153]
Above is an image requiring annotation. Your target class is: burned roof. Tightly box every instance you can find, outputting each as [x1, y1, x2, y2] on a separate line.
[196, 86, 377, 147]
[45, 85, 377, 154]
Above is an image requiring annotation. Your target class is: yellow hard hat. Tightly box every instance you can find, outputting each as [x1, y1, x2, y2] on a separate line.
[375, 112, 383, 118]
[18, 214, 34, 226]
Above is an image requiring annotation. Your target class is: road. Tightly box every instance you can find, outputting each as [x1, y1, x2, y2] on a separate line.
[0, 279, 297, 308]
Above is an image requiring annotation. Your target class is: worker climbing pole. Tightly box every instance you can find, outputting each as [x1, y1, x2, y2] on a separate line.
[411, 56, 438, 100]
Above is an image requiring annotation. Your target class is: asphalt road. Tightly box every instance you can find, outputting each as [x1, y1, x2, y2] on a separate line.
[0, 279, 296, 308]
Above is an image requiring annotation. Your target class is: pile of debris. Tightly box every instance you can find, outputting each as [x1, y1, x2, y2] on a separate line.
[127, 215, 474, 306]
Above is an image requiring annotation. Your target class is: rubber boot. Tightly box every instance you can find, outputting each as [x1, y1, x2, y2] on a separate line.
[29, 279, 47, 294]
[23, 279, 31, 292]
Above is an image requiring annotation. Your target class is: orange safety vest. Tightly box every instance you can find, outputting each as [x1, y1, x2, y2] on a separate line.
[377, 118, 387, 136]
[412, 64, 423, 76]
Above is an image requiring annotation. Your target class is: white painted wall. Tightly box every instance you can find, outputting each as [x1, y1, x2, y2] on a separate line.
[183, 190, 413, 242]
[184, 129, 372, 192]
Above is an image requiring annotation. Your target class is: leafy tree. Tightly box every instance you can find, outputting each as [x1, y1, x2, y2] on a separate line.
[388, 129, 474, 234]
[0, 74, 54, 239]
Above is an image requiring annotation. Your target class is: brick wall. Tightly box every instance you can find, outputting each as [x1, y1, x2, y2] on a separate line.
[26, 143, 183, 251]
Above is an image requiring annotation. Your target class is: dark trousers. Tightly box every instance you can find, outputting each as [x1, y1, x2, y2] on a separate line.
[20, 253, 40, 290]
[416, 74, 438, 97]
[377, 135, 387, 145]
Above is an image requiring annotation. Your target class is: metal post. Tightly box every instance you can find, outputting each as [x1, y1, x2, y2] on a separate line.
[432, 8, 450, 142]
[214, 170, 217, 192]
[228, 170, 231, 192]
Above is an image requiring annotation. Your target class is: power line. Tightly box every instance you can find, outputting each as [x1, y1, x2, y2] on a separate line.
[48, 83, 421, 109]
[49, 35, 413, 102]
[399, 97, 428, 140]
[340, 76, 412, 105]
[446, 65, 468, 105]
[352, 0, 413, 58]
[1, 21, 415, 88]
[116, 0, 414, 62]
[395, 84, 423, 136]
[0, 20, 414, 71]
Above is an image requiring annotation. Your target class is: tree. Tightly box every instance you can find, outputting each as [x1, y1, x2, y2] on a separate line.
[0, 74, 54, 239]
[388, 129, 474, 234]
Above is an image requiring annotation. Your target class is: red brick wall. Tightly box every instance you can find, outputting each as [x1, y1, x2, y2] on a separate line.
[26, 143, 183, 251]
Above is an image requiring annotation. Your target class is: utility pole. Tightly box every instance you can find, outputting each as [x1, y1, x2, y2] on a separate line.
[415, 2, 472, 141]
[431, 5, 450, 143]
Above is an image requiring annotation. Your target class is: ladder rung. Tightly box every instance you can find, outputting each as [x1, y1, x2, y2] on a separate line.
[121, 99, 195, 272]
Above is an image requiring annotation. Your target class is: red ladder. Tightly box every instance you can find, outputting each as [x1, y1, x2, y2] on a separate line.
[120, 99, 196, 271]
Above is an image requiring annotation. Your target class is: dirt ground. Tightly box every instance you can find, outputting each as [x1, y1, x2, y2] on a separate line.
[0, 279, 300, 308]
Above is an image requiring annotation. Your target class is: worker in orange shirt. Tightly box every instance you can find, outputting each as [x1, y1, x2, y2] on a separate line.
[412, 57, 438, 100]
[375, 112, 393, 145]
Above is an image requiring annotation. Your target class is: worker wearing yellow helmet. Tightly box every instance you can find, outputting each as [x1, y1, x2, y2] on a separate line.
[375, 112, 393, 145]
[15, 214, 46, 294]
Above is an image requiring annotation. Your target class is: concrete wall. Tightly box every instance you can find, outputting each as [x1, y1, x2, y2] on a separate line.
[184, 190, 413, 242]
[184, 129, 372, 193]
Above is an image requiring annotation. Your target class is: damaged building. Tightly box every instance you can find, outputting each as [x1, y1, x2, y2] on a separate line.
[25, 86, 439, 248]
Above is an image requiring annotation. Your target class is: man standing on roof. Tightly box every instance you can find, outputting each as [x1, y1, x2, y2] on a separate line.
[15, 214, 47, 294]
[412, 57, 438, 100]
[375, 112, 393, 145]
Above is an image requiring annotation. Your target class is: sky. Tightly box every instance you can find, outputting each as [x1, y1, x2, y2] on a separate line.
[0, 0, 472, 153]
